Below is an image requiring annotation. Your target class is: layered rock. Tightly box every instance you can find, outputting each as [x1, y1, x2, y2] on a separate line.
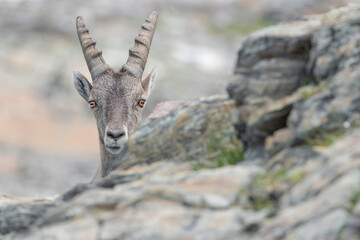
[3, 132, 360, 239]
[227, 16, 320, 104]
[0, 195, 54, 236]
[228, 5, 360, 159]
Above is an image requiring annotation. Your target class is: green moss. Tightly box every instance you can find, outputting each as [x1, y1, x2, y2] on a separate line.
[209, 134, 244, 165]
[300, 81, 329, 99]
[287, 171, 305, 185]
[192, 133, 244, 171]
[192, 163, 204, 171]
[250, 194, 274, 211]
[349, 189, 360, 210]
[305, 133, 338, 147]
[301, 111, 360, 147]
[301, 89, 318, 99]
[304, 127, 344, 147]
[254, 169, 288, 189]
[235, 188, 274, 211]
[249, 168, 305, 211]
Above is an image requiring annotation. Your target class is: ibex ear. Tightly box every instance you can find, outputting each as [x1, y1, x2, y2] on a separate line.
[142, 67, 157, 97]
[73, 71, 92, 101]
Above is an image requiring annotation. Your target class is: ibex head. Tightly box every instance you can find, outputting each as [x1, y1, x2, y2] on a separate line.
[73, 12, 158, 155]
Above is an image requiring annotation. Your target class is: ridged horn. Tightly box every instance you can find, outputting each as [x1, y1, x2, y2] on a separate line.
[76, 16, 110, 79]
[120, 11, 158, 79]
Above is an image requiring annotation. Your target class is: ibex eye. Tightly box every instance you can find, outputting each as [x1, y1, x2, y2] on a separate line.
[138, 99, 146, 107]
[89, 101, 96, 108]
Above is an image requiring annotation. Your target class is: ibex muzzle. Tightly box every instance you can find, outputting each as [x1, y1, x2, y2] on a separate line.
[73, 12, 158, 170]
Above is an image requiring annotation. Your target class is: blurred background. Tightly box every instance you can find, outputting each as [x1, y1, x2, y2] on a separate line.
[0, 0, 350, 196]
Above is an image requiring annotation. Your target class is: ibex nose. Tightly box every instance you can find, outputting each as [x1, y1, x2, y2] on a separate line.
[107, 130, 126, 140]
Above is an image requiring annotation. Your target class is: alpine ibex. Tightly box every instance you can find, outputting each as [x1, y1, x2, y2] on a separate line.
[73, 12, 182, 181]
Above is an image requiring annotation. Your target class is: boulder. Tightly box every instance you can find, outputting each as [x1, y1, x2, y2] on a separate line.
[0, 195, 54, 236]
[227, 15, 321, 104]
[289, 67, 360, 141]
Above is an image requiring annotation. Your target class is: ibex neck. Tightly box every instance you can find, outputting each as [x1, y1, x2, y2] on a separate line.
[99, 140, 121, 177]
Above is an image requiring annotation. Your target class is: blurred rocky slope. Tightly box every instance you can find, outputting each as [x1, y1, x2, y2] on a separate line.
[0, 0, 349, 196]
[2, 4, 360, 240]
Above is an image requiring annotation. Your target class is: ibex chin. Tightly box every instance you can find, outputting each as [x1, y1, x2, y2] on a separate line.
[73, 12, 182, 181]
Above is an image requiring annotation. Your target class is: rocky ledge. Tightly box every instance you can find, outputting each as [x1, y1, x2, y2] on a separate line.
[1, 5, 360, 240]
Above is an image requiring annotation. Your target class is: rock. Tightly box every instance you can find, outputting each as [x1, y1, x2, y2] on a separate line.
[308, 6, 360, 80]
[265, 128, 295, 158]
[0, 195, 55, 236]
[256, 131, 360, 239]
[229, 4, 360, 158]
[289, 67, 360, 141]
[227, 15, 321, 104]
[4, 130, 360, 240]
[236, 83, 316, 159]
[7, 163, 261, 240]
[238, 93, 297, 159]
[229, 5, 360, 105]
[266, 146, 320, 171]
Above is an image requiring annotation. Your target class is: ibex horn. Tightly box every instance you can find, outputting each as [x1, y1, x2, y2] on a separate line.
[121, 11, 158, 79]
[76, 16, 110, 79]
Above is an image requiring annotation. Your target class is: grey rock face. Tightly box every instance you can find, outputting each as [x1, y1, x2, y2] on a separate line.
[229, 6, 360, 105]
[2, 4, 360, 240]
[289, 67, 360, 141]
[229, 5, 360, 158]
[308, 6, 360, 80]
[227, 16, 321, 104]
[0, 195, 54, 236]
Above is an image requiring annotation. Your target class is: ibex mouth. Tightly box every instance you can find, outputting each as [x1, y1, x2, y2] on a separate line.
[106, 146, 122, 155]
